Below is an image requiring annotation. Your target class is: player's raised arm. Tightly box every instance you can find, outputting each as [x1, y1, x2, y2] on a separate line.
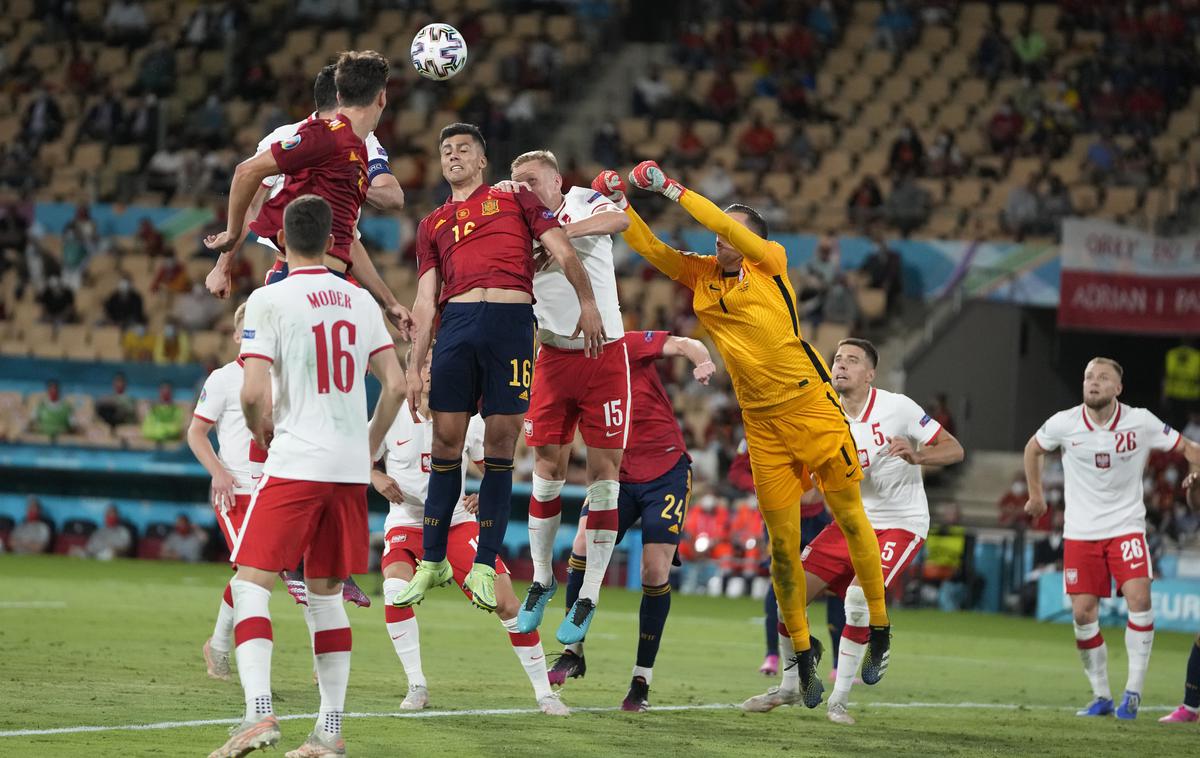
[629, 160, 787, 275]
[366, 172, 406, 212]
[561, 203, 630, 239]
[406, 268, 441, 422]
[1022, 434, 1050, 519]
[206, 183, 271, 299]
[663, 335, 717, 385]
[367, 343, 405, 460]
[206, 150, 282, 255]
[537, 225, 606, 358]
[592, 170, 703, 288]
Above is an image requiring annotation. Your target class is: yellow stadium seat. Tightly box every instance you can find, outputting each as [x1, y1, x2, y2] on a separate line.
[858, 149, 889, 177]
[843, 24, 875, 52]
[814, 322, 851, 359]
[898, 101, 931, 129]
[937, 102, 970, 132]
[874, 76, 913, 108]
[693, 120, 724, 147]
[806, 124, 835, 152]
[838, 127, 873, 155]
[511, 14, 543, 38]
[920, 26, 953, 54]
[899, 50, 934, 80]
[618, 117, 650, 146]
[914, 76, 952, 107]
[1009, 157, 1043, 185]
[956, 78, 989, 108]
[1101, 187, 1140, 219]
[842, 74, 875, 105]
[479, 12, 507, 37]
[652, 120, 682, 146]
[73, 143, 105, 172]
[859, 102, 893, 130]
[937, 50, 970, 80]
[762, 174, 795, 203]
[997, 2, 1027, 35]
[860, 50, 893, 79]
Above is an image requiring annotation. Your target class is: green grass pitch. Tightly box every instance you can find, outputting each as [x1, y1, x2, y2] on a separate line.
[1, 554, 1197, 756]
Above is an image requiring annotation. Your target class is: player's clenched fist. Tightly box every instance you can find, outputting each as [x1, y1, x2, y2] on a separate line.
[590, 170, 629, 209]
[629, 161, 686, 202]
[205, 258, 233, 299]
[1024, 493, 1048, 519]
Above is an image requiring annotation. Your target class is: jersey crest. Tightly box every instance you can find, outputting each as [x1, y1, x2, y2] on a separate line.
[481, 198, 500, 216]
[456, 208, 470, 220]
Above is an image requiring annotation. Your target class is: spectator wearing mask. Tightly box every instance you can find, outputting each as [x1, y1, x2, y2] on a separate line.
[1011, 20, 1048, 77]
[798, 235, 841, 315]
[153, 322, 191, 365]
[122, 323, 155, 361]
[22, 87, 64, 147]
[633, 65, 673, 118]
[885, 175, 932, 235]
[974, 23, 1010, 82]
[997, 476, 1029, 527]
[822, 274, 859, 327]
[78, 504, 133, 560]
[873, 0, 916, 52]
[988, 98, 1024, 157]
[38, 275, 76, 324]
[1003, 175, 1042, 240]
[736, 117, 777, 173]
[62, 204, 101, 290]
[1084, 132, 1118, 183]
[679, 495, 732, 594]
[31, 380, 73, 439]
[10, 497, 52, 554]
[1039, 175, 1074, 234]
[847, 175, 884, 230]
[161, 514, 207, 562]
[80, 88, 125, 144]
[860, 234, 904, 315]
[96, 372, 138, 428]
[104, 276, 146, 327]
[927, 130, 965, 178]
[673, 120, 706, 168]
[136, 218, 165, 257]
[142, 382, 184, 443]
[151, 252, 190, 295]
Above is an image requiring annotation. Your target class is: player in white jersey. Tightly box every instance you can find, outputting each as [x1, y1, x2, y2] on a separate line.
[495, 149, 632, 644]
[204, 64, 410, 337]
[374, 348, 568, 716]
[208, 195, 404, 758]
[188, 302, 270, 681]
[1024, 356, 1199, 721]
[743, 338, 963, 725]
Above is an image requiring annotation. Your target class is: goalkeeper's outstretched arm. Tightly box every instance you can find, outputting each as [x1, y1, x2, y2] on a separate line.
[591, 170, 702, 288]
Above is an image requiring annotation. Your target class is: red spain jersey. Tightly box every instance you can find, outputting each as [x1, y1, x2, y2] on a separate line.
[416, 184, 559, 306]
[250, 113, 369, 266]
[620, 331, 690, 484]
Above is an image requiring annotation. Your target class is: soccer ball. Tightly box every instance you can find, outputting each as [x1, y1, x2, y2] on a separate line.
[410, 23, 468, 81]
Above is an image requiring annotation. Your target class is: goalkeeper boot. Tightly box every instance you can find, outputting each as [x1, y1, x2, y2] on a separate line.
[207, 715, 280, 758]
[861, 625, 891, 685]
[786, 636, 825, 709]
[464, 563, 498, 612]
[548, 649, 587, 686]
[1076, 697, 1115, 717]
[392, 559, 453, 608]
[557, 598, 597, 645]
[517, 577, 557, 633]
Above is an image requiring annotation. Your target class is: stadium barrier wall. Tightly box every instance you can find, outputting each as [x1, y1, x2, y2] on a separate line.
[1036, 571, 1200, 632]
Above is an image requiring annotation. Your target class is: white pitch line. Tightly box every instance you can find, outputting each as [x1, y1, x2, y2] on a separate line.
[0, 701, 1175, 738]
[0, 601, 67, 609]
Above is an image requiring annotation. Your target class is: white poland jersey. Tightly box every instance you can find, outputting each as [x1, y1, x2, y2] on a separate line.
[239, 266, 393, 484]
[533, 186, 625, 349]
[377, 403, 485, 531]
[845, 387, 942, 539]
[194, 359, 268, 495]
[254, 114, 388, 249]
[1035, 403, 1181, 541]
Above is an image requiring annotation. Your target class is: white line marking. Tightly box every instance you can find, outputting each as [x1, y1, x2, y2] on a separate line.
[0, 701, 1175, 738]
[0, 601, 67, 609]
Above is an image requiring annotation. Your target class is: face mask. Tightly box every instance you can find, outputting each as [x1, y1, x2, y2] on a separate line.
[1011, 482, 1027, 496]
[105, 513, 119, 528]
[118, 280, 131, 293]
[1164, 469, 1180, 485]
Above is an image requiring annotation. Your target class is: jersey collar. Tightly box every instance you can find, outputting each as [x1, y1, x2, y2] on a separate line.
[288, 265, 329, 276]
[447, 183, 492, 205]
[1081, 403, 1121, 431]
[850, 386, 877, 424]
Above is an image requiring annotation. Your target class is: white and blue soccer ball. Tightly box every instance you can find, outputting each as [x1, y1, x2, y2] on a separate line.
[410, 23, 468, 81]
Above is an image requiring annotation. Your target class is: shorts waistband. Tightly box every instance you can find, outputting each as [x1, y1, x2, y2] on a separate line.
[443, 301, 534, 313]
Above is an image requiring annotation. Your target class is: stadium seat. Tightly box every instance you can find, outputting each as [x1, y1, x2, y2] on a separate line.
[138, 522, 172, 560]
[856, 288, 887, 324]
[1102, 187, 1140, 219]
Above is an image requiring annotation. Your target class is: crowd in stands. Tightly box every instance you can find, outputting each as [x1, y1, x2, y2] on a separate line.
[598, 1, 1200, 239]
[1, 495, 209, 562]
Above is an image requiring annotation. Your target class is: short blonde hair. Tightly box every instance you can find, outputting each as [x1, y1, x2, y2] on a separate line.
[1087, 356, 1124, 378]
[234, 302, 247, 332]
[511, 149, 559, 173]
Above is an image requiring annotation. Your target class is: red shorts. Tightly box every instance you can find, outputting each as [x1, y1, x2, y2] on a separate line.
[1063, 533, 1152, 597]
[381, 521, 509, 594]
[801, 525, 925, 599]
[231, 475, 369, 579]
[215, 494, 252, 552]
[525, 340, 630, 449]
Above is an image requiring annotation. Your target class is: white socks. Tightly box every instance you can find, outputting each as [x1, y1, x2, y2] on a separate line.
[308, 590, 352, 739]
[633, 665, 653, 685]
[501, 616, 552, 700]
[778, 623, 798, 692]
[383, 578, 426, 689]
[580, 479, 620, 603]
[211, 582, 235, 654]
[831, 585, 870, 707]
[528, 475, 565, 587]
[1074, 620, 1111, 700]
[1125, 610, 1154, 695]
[230, 579, 274, 720]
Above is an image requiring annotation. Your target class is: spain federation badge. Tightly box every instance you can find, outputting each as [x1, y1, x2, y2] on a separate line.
[481, 198, 500, 215]
[456, 208, 470, 220]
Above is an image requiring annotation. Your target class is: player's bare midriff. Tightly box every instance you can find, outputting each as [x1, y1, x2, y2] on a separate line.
[272, 251, 349, 273]
[449, 286, 532, 304]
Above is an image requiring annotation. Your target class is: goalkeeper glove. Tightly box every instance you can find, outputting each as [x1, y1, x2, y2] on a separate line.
[629, 160, 686, 202]
[591, 170, 629, 210]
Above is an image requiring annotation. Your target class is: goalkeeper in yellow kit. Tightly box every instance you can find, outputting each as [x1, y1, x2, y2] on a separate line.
[590, 163, 891, 708]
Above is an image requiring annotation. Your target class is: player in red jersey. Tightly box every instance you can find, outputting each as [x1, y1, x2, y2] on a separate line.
[546, 330, 716, 711]
[203, 51, 410, 333]
[393, 122, 605, 612]
[207, 196, 404, 758]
